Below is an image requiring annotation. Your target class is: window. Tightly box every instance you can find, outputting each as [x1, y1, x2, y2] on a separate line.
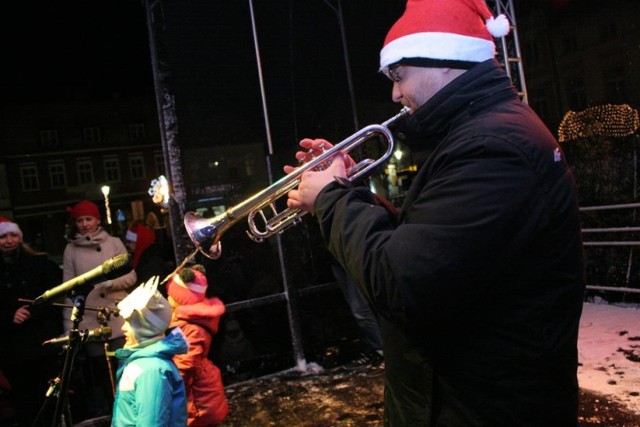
[129, 154, 146, 180]
[103, 156, 121, 182]
[129, 123, 146, 140]
[245, 157, 256, 177]
[83, 127, 101, 144]
[599, 22, 617, 42]
[154, 152, 165, 176]
[524, 41, 544, 65]
[77, 159, 95, 185]
[20, 164, 39, 191]
[40, 130, 59, 148]
[602, 65, 627, 104]
[530, 87, 550, 122]
[48, 161, 67, 189]
[565, 75, 587, 111]
[561, 35, 578, 54]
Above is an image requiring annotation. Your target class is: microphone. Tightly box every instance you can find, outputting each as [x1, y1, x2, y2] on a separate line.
[32, 254, 132, 306]
[42, 325, 112, 346]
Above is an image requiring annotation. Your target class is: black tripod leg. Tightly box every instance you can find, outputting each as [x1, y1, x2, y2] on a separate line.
[31, 377, 59, 427]
[31, 376, 73, 427]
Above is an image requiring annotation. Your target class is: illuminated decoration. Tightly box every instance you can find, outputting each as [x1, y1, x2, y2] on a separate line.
[101, 185, 112, 225]
[149, 175, 170, 208]
[558, 104, 639, 143]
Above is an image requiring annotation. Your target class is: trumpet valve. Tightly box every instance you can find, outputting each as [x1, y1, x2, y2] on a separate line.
[299, 142, 331, 171]
[312, 143, 332, 171]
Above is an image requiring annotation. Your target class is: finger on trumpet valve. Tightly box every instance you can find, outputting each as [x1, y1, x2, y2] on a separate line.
[299, 143, 330, 170]
[308, 142, 325, 159]
[313, 143, 333, 171]
[298, 148, 314, 166]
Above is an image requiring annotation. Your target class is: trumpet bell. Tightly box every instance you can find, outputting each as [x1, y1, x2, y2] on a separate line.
[184, 211, 225, 259]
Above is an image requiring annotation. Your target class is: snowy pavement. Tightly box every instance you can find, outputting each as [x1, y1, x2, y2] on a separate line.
[578, 302, 640, 415]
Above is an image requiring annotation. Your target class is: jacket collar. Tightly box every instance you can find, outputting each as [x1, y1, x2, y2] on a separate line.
[115, 327, 188, 363]
[72, 227, 110, 246]
[399, 59, 518, 151]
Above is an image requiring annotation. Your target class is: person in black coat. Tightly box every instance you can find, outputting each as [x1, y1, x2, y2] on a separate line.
[285, 1, 585, 425]
[0, 217, 63, 426]
[125, 221, 171, 286]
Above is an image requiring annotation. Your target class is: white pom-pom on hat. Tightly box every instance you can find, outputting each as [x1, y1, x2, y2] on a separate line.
[486, 14, 510, 38]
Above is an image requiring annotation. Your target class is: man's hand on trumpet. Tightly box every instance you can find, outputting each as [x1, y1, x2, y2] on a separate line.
[288, 138, 357, 168]
[284, 138, 355, 215]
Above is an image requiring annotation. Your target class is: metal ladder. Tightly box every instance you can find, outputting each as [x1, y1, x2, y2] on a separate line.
[486, 0, 529, 103]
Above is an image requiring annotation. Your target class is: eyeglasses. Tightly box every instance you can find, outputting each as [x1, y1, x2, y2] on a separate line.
[383, 64, 402, 83]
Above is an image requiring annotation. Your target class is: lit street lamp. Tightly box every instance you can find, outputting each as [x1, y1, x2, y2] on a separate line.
[148, 175, 170, 208]
[101, 185, 112, 225]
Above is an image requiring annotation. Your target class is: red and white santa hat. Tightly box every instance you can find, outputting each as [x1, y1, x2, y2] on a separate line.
[0, 217, 22, 238]
[380, 0, 510, 71]
[126, 222, 156, 268]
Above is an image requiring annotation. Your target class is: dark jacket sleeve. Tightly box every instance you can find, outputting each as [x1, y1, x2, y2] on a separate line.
[29, 256, 63, 321]
[314, 134, 541, 326]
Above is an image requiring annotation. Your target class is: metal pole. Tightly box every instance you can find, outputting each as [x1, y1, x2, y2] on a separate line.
[322, 0, 359, 131]
[143, 0, 192, 265]
[248, 0, 307, 369]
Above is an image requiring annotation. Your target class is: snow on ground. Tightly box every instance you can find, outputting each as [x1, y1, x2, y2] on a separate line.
[578, 302, 640, 415]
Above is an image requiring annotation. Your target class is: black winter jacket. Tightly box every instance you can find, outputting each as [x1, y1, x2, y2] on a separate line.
[315, 59, 585, 426]
[0, 247, 62, 364]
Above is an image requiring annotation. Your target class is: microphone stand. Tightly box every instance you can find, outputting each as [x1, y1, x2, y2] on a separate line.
[51, 294, 87, 427]
[30, 296, 111, 427]
[96, 307, 119, 398]
[27, 296, 121, 426]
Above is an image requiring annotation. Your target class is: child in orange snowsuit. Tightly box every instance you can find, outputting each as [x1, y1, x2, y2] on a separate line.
[167, 265, 229, 426]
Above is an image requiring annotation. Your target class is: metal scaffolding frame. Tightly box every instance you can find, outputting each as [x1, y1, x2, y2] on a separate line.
[581, 202, 640, 294]
[487, 0, 529, 103]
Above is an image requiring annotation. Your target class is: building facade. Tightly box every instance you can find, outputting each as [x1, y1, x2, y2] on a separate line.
[0, 96, 165, 262]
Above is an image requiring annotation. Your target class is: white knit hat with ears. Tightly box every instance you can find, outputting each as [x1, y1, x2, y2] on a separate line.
[117, 276, 172, 345]
[380, 0, 510, 71]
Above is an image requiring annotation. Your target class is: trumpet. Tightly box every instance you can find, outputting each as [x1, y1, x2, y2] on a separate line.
[184, 106, 411, 259]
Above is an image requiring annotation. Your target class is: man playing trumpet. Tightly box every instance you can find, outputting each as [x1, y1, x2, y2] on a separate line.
[285, 0, 585, 425]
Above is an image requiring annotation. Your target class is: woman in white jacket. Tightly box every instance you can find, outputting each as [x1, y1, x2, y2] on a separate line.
[62, 199, 137, 421]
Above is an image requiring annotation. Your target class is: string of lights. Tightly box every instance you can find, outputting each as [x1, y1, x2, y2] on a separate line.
[558, 104, 639, 143]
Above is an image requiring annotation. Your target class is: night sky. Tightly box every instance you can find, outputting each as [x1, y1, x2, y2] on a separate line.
[0, 0, 606, 135]
[0, 0, 582, 105]
[1, 1, 394, 105]
[1, 1, 152, 103]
